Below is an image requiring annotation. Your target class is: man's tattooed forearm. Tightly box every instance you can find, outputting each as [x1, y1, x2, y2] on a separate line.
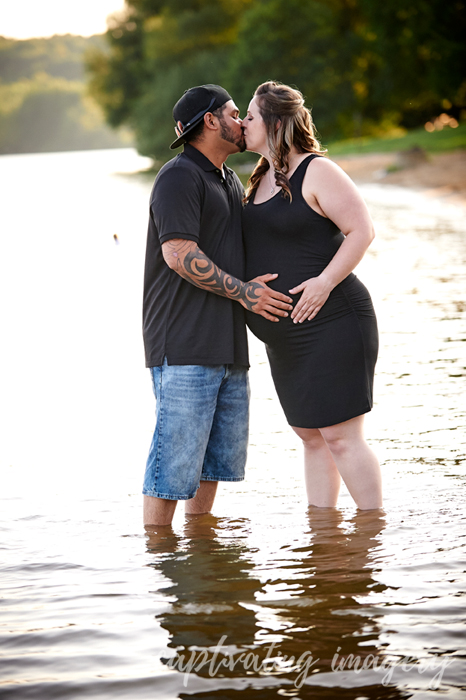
[180, 247, 262, 311]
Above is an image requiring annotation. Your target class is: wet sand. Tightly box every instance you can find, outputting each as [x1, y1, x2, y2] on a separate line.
[332, 149, 466, 208]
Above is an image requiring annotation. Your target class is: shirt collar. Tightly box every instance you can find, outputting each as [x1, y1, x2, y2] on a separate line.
[183, 143, 230, 181]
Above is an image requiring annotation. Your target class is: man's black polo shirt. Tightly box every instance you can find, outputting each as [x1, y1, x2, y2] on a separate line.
[142, 144, 249, 368]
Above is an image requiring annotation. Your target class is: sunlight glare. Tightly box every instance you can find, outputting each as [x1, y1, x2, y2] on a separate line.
[1, 0, 126, 40]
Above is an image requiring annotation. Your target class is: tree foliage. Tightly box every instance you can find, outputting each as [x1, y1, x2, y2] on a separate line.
[87, 0, 252, 157]
[0, 35, 132, 154]
[358, 0, 466, 126]
[0, 35, 105, 82]
[87, 0, 466, 161]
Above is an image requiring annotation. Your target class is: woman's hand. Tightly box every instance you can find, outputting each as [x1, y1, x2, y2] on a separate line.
[289, 275, 332, 323]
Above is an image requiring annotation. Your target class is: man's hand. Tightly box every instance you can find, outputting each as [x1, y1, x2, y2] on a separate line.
[162, 239, 292, 321]
[241, 273, 293, 321]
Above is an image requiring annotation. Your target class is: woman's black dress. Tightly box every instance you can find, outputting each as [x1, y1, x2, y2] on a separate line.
[242, 154, 378, 429]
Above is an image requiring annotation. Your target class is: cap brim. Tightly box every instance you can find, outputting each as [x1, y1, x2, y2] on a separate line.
[169, 134, 187, 150]
[169, 116, 204, 150]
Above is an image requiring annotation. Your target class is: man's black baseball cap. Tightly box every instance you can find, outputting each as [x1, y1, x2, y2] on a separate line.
[169, 84, 232, 150]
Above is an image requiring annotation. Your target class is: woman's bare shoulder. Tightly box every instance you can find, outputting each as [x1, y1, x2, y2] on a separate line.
[307, 155, 348, 175]
[303, 155, 356, 192]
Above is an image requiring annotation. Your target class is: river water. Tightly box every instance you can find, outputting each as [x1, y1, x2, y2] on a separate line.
[0, 148, 465, 699]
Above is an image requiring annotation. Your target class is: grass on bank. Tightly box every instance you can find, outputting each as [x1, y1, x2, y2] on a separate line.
[326, 122, 466, 157]
[143, 121, 466, 181]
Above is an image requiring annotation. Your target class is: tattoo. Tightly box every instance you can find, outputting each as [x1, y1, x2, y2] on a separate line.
[240, 281, 264, 312]
[164, 239, 263, 312]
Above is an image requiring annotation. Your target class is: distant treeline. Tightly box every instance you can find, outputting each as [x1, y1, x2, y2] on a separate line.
[87, 0, 466, 163]
[0, 34, 132, 155]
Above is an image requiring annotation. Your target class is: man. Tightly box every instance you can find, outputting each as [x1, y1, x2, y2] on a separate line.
[142, 84, 292, 526]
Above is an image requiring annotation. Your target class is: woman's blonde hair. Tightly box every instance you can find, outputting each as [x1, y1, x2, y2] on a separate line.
[244, 81, 326, 203]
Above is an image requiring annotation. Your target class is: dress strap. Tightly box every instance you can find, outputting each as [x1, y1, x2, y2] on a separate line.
[290, 153, 321, 190]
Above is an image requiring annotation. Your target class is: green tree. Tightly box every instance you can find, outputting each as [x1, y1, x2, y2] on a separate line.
[0, 36, 132, 154]
[87, 0, 466, 160]
[226, 0, 383, 140]
[0, 76, 130, 154]
[0, 34, 106, 82]
[228, 0, 466, 139]
[358, 0, 466, 127]
[87, 0, 252, 160]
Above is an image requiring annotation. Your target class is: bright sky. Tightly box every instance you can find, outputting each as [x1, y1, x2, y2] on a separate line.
[1, 0, 127, 39]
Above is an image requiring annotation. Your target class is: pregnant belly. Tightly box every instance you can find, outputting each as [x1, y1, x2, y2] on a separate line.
[246, 273, 372, 347]
[246, 309, 291, 346]
[245, 268, 320, 344]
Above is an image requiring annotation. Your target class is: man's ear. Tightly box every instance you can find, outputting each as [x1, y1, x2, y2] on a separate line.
[203, 112, 218, 131]
[175, 121, 184, 137]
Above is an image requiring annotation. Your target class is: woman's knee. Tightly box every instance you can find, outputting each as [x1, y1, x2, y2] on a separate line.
[322, 432, 348, 457]
[292, 426, 325, 449]
[320, 419, 364, 456]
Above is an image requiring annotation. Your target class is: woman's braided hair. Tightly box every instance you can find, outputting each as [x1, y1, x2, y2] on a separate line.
[244, 81, 326, 203]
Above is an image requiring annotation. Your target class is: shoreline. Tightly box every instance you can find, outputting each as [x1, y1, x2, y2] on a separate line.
[331, 150, 466, 209]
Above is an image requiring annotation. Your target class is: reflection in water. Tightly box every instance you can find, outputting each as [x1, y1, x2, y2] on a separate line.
[143, 510, 414, 698]
[256, 508, 387, 664]
[147, 516, 258, 652]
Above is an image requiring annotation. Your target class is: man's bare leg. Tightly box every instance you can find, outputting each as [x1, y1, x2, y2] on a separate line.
[143, 495, 177, 526]
[185, 481, 218, 515]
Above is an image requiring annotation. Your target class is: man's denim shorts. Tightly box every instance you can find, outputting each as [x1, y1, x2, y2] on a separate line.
[142, 359, 250, 501]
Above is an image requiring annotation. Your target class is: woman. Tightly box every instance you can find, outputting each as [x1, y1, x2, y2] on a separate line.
[242, 81, 382, 510]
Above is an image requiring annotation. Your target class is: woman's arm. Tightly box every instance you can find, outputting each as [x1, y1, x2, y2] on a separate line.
[290, 158, 375, 323]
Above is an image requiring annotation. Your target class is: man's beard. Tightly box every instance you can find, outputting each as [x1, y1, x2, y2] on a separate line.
[219, 119, 246, 152]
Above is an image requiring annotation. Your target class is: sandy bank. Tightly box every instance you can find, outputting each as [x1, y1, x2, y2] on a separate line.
[332, 150, 466, 209]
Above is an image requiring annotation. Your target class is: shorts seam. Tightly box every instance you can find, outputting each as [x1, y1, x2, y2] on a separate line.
[201, 476, 245, 482]
[153, 365, 164, 487]
[142, 490, 197, 501]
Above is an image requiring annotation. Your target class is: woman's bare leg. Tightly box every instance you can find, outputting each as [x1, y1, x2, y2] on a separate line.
[319, 415, 382, 510]
[292, 427, 341, 507]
